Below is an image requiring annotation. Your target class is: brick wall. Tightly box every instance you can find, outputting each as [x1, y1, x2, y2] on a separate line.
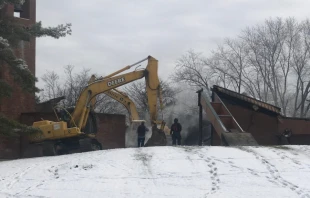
[96, 114, 126, 149]
[0, 0, 36, 120]
[219, 97, 310, 145]
[278, 117, 310, 145]
[279, 117, 310, 135]
[223, 102, 279, 145]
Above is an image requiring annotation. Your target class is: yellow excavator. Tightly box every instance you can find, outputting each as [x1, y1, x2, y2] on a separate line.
[88, 74, 171, 147]
[29, 56, 167, 155]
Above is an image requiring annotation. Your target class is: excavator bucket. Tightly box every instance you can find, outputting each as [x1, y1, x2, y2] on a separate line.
[144, 125, 167, 147]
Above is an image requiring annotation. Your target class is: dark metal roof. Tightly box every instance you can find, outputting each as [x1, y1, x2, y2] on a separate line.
[212, 85, 281, 114]
[38, 96, 65, 105]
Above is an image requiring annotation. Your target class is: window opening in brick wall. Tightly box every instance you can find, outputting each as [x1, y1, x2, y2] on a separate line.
[14, 12, 20, 18]
[14, 4, 22, 18]
[14, 2, 31, 20]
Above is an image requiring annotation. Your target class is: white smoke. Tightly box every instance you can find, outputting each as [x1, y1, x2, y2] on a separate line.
[125, 83, 207, 147]
[160, 85, 200, 144]
[125, 122, 152, 148]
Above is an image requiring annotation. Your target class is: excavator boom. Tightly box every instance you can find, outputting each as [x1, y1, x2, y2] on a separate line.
[70, 56, 161, 132]
[87, 74, 140, 122]
[104, 89, 140, 121]
[71, 69, 145, 128]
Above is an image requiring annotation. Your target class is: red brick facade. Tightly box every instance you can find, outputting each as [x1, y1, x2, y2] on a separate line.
[0, 1, 129, 159]
[96, 114, 126, 149]
[0, 0, 36, 120]
[221, 101, 280, 145]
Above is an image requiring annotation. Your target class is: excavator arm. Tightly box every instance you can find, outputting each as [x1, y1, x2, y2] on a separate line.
[87, 74, 140, 122]
[70, 56, 162, 132]
[103, 89, 140, 122]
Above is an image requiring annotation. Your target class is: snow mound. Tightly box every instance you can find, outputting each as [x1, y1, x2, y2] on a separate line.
[1, 146, 310, 198]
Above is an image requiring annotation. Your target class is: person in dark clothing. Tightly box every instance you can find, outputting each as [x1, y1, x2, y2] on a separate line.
[137, 122, 149, 147]
[283, 128, 292, 144]
[170, 118, 182, 145]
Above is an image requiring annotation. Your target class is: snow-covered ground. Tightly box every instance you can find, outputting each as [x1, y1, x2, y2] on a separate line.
[1, 146, 310, 198]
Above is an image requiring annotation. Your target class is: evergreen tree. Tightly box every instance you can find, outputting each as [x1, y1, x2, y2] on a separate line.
[0, 0, 72, 137]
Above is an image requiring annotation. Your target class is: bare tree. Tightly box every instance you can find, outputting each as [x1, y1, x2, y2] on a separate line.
[175, 17, 310, 118]
[210, 38, 249, 93]
[275, 18, 302, 115]
[61, 65, 92, 107]
[171, 50, 215, 95]
[40, 65, 125, 114]
[40, 71, 63, 101]
[242, 18, 288, 107]
[124, 79, 179, 120]
[213, 17, 310, 116]
[95, 93, 126, 114]
[290, 20, 310, 117]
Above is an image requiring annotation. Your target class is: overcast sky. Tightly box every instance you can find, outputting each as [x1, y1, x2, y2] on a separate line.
[35, 0, 310, 88]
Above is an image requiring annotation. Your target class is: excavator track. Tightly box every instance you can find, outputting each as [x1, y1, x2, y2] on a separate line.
[40, 137, 102, 156]
[42, 141, 57, 156]
[79, 138, 102, 152]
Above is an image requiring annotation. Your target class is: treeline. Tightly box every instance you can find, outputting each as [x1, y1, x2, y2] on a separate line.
[173, 17, 310, 118]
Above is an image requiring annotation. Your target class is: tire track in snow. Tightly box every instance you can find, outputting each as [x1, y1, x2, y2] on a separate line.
[134, 148, 156, 185]
[18, 182, 45, 195]
[5, 165, 36, 190]
[0, 191, 48, 198]
[238, 147, 310, 198]
[134, 148, 153, 172]
[14, 162, 73, 196]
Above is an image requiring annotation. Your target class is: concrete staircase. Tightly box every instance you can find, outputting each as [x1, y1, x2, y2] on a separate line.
[200, 91, 258, 146]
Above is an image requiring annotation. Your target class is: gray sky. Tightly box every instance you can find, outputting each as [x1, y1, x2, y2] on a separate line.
[36, 0, 310, 88]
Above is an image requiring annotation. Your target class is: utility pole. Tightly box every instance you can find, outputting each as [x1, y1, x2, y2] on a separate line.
[196, 88, 203, 146]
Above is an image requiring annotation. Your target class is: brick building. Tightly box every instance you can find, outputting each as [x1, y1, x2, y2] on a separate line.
[0, 1, 127, 159]
[0, 0, 36, 120]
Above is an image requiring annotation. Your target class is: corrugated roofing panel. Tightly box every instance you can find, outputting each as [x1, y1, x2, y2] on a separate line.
[212, 85, 281, 114]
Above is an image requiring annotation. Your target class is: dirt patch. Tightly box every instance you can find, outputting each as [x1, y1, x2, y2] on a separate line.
[267, 145, 292, 150]
[134, 150, 153, 167]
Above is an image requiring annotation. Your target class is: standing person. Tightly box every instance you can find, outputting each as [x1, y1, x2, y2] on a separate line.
[137, 121, 149, 147]
[170, 118, 182, 145]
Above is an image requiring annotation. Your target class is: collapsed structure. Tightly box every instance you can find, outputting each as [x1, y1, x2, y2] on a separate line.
[197, 85, 310, 146]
